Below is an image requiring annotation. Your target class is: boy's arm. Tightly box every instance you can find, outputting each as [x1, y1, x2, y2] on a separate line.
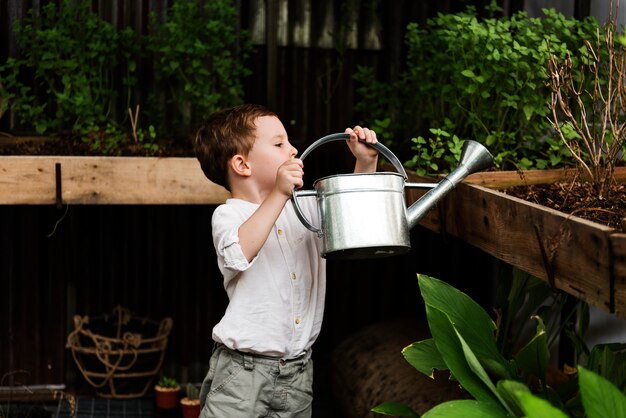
[346, 126, 379, 173]
[237, 191, 288, 262]
[237, 158, 303, 261]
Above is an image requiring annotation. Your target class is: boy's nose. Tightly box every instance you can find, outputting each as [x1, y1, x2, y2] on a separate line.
[290, 146, 298, 157]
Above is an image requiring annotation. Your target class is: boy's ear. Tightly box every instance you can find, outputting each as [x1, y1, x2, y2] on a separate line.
[229, 154, 252, 177]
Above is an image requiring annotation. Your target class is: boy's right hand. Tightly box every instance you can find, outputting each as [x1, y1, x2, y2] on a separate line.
[274, 158, 304, 198]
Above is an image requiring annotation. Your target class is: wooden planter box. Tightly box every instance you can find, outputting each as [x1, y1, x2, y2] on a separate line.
[0, 156, 229, 205]
[2, 156, 624, 318]
[406, 167, 626, 319]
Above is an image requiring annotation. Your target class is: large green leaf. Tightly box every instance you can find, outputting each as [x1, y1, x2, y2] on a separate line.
[496, 379, 531, 417]
[454, 328, 514, 415]
[421, 400, 508, 418]
[513, 316, 549, 380]
[425, 304, 498, 404]
[403, 339, 448, 378]
[419, 275, 512, 379]
[579, 366, 626, 418]
[515, 391, 569, 418]
[372, 402, 420, 418]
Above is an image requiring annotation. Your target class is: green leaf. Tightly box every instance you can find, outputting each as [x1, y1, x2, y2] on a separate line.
[422, 400, 508, 418]
[372, 402, 420, 418]
[419, 275, 511, 379]
[425, 304, 497, 404]
[461, 69, 475, 78]
[454, 328, 514, 415]
[454, 328, 497, 391]
[579, 366, 626, 418]
[403, 339, 448, 377]
[587, 343, 626, 389]
[522, 104, 535, 121]
[515, 391, 569, 418]
[496, 379, 530, 417]
[514, 316, 549, 380]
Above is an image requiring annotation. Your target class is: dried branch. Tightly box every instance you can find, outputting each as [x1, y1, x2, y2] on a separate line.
[128, 104, 140, 144]
[547, 1, 626, 198]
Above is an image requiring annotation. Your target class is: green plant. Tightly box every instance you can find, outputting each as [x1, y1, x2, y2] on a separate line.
[185, 383, 200, 401]
[355, 2, 601, 172]
[157, 376, 179, 389]
[372, 274, 626, 418]
[404, 123, 464, 176]
[1, 0, 252, 154]
[146, 0, 253, 141]
[0, 0, 138, 151]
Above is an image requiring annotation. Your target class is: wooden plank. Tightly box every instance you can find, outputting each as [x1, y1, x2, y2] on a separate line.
[609, 233, 626, 318]
[0, 385, 66, 402]
[0, 156, 230, 204]
[465, 166, 626, 189]
[407, 171, 615, 315]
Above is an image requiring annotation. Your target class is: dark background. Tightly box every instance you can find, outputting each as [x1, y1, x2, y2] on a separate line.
[0, 0, 592, 414]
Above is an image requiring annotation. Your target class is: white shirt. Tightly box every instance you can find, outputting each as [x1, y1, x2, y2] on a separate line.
[210, 197, 326, 358]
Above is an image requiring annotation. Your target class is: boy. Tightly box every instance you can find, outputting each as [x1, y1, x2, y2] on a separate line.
[193, 104, 378, 418]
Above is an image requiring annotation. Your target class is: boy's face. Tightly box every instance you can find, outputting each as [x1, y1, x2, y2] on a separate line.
[246, 115, 298, 192]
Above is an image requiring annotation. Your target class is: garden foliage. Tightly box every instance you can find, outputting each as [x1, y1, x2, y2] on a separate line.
[0, 0, 252, 154]
[372, 274, 626, 418]
[355, 4, 601, 174]
[145, 0, 252, 139]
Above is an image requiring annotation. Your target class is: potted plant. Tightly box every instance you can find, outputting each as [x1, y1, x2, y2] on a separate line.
[180, 383, 201, 418]
[154, 376, 181, 410]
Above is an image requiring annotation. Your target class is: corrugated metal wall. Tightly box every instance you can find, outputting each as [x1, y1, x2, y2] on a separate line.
[0, 0, 511, 395]
[0, 204, 499, 389]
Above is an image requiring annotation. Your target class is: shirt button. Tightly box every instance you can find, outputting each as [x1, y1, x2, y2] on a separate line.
[295, 318, 301, 325]
[277, 229, 283, 235]
[290, 272, 297, 280]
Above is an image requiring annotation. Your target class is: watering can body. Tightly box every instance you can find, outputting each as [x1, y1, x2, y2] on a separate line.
[313, 172, 410, 259]
[292, 133, 493, 259]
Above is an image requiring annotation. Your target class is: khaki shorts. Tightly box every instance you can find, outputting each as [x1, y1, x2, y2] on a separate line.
[199, 344, 314, 418]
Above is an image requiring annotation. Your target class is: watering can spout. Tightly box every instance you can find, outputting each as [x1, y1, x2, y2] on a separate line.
[406, 140, 494, 230]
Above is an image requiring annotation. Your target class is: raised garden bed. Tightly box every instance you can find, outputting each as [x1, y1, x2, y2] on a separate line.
[2, 155, 624, 317]
[0, 156, 228, 205]
[407, 167, 626, 319]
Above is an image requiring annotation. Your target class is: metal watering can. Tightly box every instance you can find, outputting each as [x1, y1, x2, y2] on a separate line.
[292, 133, 494, 259]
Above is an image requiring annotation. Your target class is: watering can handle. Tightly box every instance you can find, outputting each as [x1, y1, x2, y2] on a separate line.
[292, 132, 408, 235]
[299, 133, 407, 177]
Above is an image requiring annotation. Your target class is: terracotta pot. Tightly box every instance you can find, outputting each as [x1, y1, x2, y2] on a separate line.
[154, 385, 180, 409]
[181, 398, 201, 418]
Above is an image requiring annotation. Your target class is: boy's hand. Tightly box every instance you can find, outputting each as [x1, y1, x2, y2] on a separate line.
[346, 126, 378, 173]
[274, 158, 304, 198]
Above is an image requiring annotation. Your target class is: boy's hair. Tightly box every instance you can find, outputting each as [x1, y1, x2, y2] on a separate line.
[194, 104, 277, 191]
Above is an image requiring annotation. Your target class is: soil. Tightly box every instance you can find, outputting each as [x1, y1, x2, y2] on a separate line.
[4, 134, 626, 230]
[504, 181, 626, 231]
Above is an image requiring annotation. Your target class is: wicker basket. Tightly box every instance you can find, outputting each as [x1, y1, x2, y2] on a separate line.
[66, 306, 173, 399]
